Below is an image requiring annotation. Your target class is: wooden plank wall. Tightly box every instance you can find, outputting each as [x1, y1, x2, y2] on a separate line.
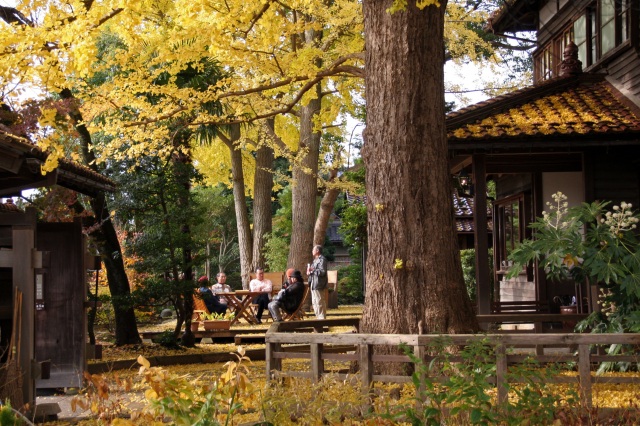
[34, 220, 85, 389]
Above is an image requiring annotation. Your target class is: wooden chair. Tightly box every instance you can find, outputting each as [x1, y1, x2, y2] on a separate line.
[282, 284, 310, 321]
[192, 292, 210, 321]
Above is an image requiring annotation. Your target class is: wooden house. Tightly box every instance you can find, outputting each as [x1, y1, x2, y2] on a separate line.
[0, 134, 114, 410]
[447, 0, 640, 316]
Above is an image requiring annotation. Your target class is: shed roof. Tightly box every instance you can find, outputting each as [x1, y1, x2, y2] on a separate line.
[0, 134, 115, 197]
[446, 73, 640, 150]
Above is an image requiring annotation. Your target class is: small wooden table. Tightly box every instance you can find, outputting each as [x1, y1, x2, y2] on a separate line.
[220, 291, 269, 325]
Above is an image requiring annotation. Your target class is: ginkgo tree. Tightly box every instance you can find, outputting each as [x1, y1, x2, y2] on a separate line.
[1, 0, 523, 347]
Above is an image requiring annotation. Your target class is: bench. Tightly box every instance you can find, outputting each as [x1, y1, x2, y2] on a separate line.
[489, 300, 550, 333]
[491, 300, 549, 314]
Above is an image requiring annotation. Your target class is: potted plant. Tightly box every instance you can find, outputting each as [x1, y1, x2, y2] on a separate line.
[190, 320, 201, 332]
[202, 312, 235, 331]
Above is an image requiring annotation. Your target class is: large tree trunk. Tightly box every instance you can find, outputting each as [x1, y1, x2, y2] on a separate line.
[172, 138, 196, 347]
[223, 124, 254, 288]
[252, 137, 274, 270]
[61, 89, 141, 345]
[361, 0, 478, 356]
[288, 83, 322, 274]
[89, 194, 142, 345]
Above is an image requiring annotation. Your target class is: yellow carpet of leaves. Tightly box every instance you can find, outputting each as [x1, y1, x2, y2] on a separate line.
[60, 306, 638, 424]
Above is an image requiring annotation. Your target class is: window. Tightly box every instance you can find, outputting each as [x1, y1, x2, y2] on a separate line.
[493, 193, 531, 277]
[534, 0, 631, 81]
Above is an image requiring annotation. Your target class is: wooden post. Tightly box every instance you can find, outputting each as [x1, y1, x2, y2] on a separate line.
[310, 343, 323, 383]
[359, 343, 373, 413]
[495, 343, 508, 405]
[13, 224, 36, 409]
[359, 343, 373, 395]
[578, 344, 592, 408]
[413, 345, 426, 410]
[472, 154, 491, 315]
[265, 341, 282, 383]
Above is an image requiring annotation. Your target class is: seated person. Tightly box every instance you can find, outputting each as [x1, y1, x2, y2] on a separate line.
[197, 276, 227, 315]
[268, 270, 306, 322]
[211, 272, 232, 293]
[249, 267, 272, 324]
[283, 268, 295, 290]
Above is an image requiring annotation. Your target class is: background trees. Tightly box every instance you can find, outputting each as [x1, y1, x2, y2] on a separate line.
[1, 0, 528, 345]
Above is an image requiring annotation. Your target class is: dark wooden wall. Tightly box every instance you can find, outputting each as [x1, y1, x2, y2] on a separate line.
[35, 220, 85, 389]
[585, 147, 640, 208]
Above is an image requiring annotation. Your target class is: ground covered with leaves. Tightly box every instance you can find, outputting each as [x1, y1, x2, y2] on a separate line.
[44, 305, 640, 425]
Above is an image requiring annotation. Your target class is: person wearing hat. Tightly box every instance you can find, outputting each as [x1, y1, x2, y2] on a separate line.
[198, 276, 227, 315]
[268, 270, 306, 322]
[283, 268, 295, 289]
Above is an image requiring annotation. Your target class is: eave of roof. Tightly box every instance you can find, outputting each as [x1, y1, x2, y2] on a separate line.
[446, 73, 640, 150]
[0, 134, 115, 197]
[487, 0, 539, 34]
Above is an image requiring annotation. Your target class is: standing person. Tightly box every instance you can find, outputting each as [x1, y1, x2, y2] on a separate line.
[211, 272, 232, 294]
[197, 276, 227, 315]
[249, 268, 272, 324]
[307, 245, 328, 319]
[268, 270, 306, 322]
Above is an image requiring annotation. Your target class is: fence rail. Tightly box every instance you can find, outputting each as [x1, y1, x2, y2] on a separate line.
[265, 318, 640, 407]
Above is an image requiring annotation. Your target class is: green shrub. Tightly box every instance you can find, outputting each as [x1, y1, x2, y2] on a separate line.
[155, 330, 181, 349]
[460, 248, 494, 304]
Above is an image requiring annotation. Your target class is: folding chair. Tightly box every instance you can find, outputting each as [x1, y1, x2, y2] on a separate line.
[282, 284, 310, 321]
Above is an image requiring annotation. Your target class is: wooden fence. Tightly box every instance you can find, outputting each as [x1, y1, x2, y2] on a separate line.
[265, 318, 640, 408]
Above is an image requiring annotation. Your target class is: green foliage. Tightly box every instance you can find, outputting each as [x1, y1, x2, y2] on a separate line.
[339, 201, 367, 249]
[201, 311, 235, 321]
[94, 294, 115, 333]
[508, 193, 640, 337]
[263, 234, 290, 272]
[460, 248, 494, 304]
[0, 400, 24, 426]
[156, 330, 181, 349]
[385, 339, 579, 425]
[192, 186, 240, 275]
[337, 245, 364, 304]
[263, 186, 293, 271]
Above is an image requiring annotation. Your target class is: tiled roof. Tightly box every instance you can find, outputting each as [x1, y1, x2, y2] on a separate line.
[453, 193, 493, 233]
[0, 198, 22, 213]
[446, 73, 640, 145]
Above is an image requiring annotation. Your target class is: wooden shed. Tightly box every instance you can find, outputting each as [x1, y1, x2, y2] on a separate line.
[0, 134, 114, 411]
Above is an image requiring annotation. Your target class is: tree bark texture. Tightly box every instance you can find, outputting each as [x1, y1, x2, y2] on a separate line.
[252, 140, 274, 270]
[172, 137, 196, 347]
[225, 124, 254, 288]
[90, 194, 142, 345]
[361, 0, 478, 347]
[288, 83, 323, 275]
[313, 169, 340, 246]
